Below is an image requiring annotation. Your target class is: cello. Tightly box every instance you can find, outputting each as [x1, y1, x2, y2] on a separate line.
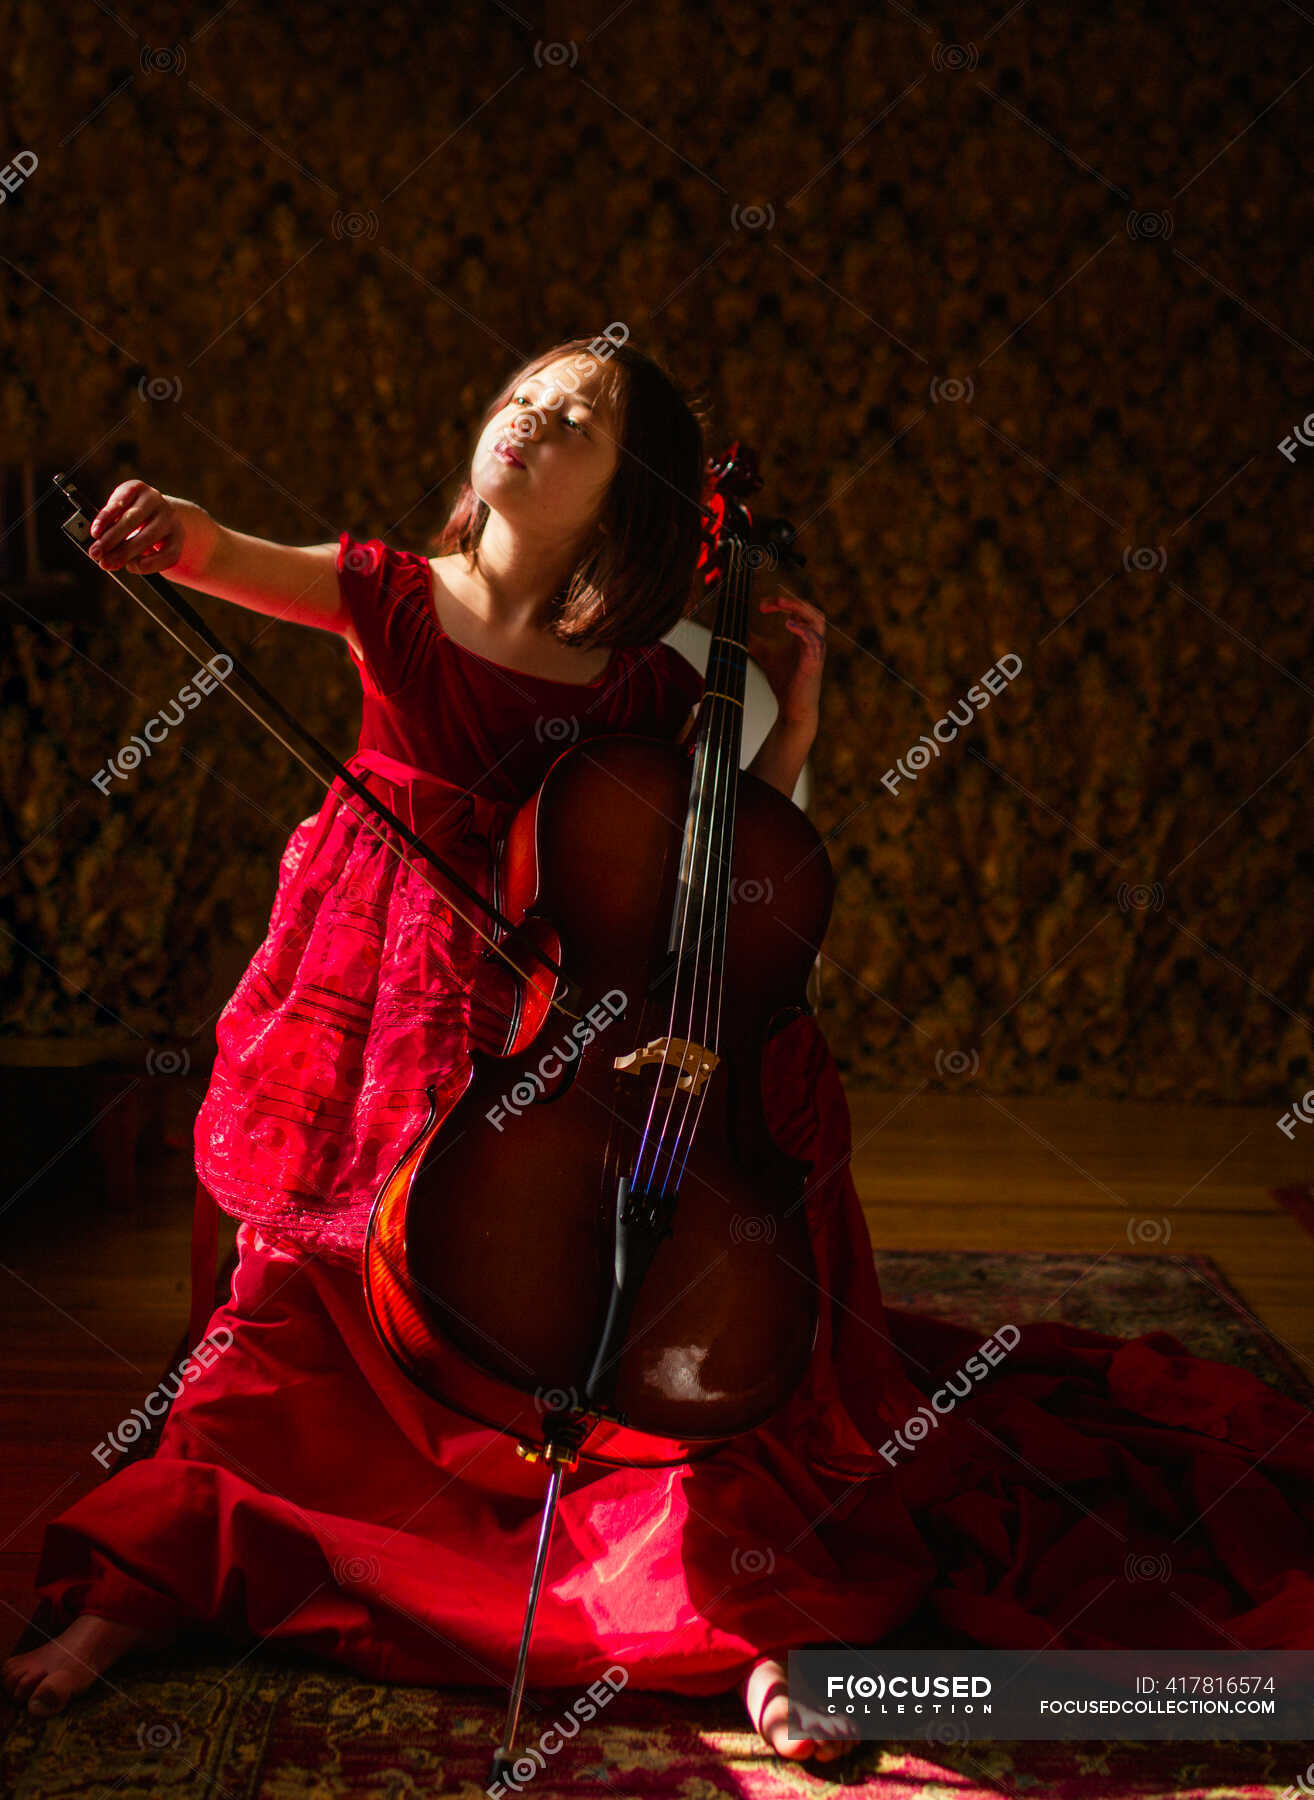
[51, 444, 836, 1782]
[364, 441, 837, 1777]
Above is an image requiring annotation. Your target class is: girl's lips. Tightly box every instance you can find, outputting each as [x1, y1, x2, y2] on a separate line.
[494, 440, 526, 468]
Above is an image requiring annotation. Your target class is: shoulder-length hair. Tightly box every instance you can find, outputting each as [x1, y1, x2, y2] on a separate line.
[427, 336, 710, 650]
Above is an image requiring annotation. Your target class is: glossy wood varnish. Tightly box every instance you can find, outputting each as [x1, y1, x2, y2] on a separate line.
[362, 735, 835, 1468]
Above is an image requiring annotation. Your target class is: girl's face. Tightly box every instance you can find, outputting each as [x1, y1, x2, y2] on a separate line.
[471, 355, 621, 543]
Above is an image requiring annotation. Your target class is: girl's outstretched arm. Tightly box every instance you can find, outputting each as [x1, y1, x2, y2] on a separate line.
[87, 478, 351, 642]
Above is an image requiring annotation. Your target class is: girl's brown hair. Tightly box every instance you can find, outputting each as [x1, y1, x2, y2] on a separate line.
[427, 337, 710, 650]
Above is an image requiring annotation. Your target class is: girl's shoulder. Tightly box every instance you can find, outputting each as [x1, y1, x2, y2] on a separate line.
[336, 532, 436, 698]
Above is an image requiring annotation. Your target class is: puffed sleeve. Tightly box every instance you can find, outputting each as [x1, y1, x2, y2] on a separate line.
[336, 532, 433, 698]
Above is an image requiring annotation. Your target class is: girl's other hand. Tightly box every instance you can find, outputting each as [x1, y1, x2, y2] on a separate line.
[745, 594, 827, 731]
[88, 480, 184, 576]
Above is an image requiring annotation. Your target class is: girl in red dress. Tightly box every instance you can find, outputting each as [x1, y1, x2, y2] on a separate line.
[7, 338, 1314, 1768]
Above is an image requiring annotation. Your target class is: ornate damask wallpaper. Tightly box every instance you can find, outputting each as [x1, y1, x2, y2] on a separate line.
[3, 1, 1310, 1099]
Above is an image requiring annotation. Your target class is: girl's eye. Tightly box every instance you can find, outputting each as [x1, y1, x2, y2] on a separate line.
[510, 393, 587, 435]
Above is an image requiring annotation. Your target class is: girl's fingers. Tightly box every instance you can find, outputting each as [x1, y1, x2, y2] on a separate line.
[761, 596, 826, 625]
[95, 532, 159, 572]
[93, 508, 154, 554]
[133, 548, 178, 574]
[89, 480, 148, 539]
[96, 497, 170, 555]
[127, 534, 169, 567]
[94, 522, 166, 568]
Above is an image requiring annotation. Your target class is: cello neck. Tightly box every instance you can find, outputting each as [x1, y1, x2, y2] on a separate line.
[665, 538, 751, 1040]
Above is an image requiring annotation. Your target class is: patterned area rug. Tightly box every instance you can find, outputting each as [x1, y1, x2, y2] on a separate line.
[4, 1249, 1312, 1798]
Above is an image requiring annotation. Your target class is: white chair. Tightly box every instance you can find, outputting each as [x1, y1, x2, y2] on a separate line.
[661, 618, 813, 811]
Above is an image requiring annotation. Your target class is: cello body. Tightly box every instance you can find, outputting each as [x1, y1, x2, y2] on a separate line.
[362, 732, 835, 1468]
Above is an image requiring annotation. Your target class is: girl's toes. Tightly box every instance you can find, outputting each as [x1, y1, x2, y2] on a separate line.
[775, 1734, 817, 1760]
[27, 1678, 69, 1717]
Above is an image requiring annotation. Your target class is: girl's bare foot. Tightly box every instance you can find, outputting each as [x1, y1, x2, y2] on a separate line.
[739, 1654, 860, 1764]
[1, 1614, 170, 1717]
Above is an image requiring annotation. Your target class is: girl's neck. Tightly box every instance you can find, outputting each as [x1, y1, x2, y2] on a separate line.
[427, 554, 613, 684]
[461, 517, 582, 632]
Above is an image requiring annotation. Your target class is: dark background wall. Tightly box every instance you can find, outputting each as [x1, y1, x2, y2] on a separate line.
[3, 0, 1312, 1102]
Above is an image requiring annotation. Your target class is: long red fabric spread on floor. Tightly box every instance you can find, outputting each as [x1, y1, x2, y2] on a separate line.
[34, 538, 1314, 1690]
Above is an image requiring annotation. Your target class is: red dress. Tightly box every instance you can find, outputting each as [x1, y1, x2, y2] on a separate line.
[32, 536, 1314, 1689]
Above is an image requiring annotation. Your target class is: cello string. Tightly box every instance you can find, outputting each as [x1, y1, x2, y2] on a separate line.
[626, 632, 714, 1190]
[664, 544, 747, 1196]
[627, 541, 736, 1193]
[87, 560, 587, 1022]
[634, 540, 747, 1198]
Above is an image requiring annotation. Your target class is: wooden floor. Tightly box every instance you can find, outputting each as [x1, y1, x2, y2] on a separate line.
[2, 1076, 1311, 1660]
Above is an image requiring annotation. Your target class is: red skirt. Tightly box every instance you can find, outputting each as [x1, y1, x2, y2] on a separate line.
[32, 1017, 1314, 1689]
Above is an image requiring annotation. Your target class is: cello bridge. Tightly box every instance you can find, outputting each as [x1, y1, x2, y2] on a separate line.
[613, 1035, 719, 1098]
